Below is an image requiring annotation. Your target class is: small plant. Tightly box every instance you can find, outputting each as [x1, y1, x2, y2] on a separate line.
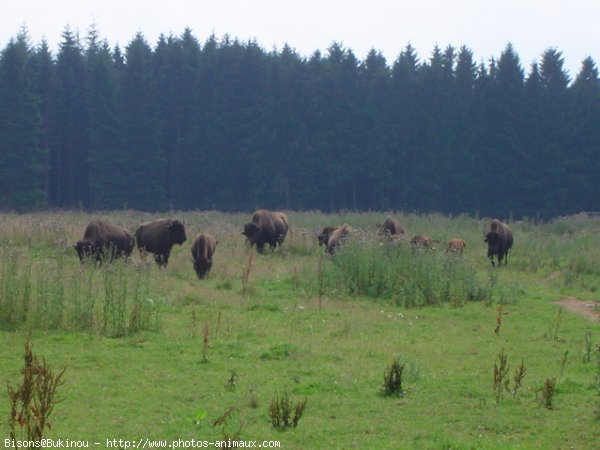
[225, 370, 238, 390]
[382, 358, 405, 397]
[7, 339, 66, 441]
[538, 377, 557, 410]
[583, 329, 592, 363]
[559, 350, 569, 377]
[595, 345, 600, 419]
[493, 349, 526, 402]
[212, 406, 242, 442]
[269, 390, 307, 430]
[546, 308, 563, 341]
[493, 349, 510, 404]
[494, 304, 507, 335]
[512, 360, 526, 397]
[241, 252, 255, 297]
[202, 321, 211, 363]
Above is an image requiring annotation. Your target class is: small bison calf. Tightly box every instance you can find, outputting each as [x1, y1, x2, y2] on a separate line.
[446, 238, 466, 254]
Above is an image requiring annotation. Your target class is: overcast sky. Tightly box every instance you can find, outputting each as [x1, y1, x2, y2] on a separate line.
[2, 0, 598, 79]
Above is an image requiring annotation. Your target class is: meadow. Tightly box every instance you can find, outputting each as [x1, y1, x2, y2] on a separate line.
[1, 210, 599, 449]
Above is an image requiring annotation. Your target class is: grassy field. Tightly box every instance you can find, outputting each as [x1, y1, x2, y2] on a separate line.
[1, 210, 599, 449]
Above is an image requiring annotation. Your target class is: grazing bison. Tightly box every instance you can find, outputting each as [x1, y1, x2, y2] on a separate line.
[242, 209, 289, 253]
[191, 233, 218, 279]
[326, 224, 351, 255]
[74, 219, 135, 263]
[446, 238, 466, 254]
[484, 219, 513, 267]
[379, 217, 405, 237]
[318, 226, 340, 247]
[410, 235, 436, 252]
[135, 219, 187, 267]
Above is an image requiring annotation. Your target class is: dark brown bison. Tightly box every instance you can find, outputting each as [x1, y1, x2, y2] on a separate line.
[242, 209, 289, 253]
[74, 219, 135, 263]
[379, 217, 405, 237]
[484, 219, 513, 267]
[326, 224, 351, 255]
[135, 219, 187, 267]
[191, 233, 218, 279]
[446, 238, 466, 254]
[410, 235, 436, 252]
[318, 226, 340, 247]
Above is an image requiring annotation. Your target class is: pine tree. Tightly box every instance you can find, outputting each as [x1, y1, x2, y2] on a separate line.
[120, 32, 166, 211]
[49, 27, 90, 208]
[85, 26, 125, 210]
[0, 30, 45, 211]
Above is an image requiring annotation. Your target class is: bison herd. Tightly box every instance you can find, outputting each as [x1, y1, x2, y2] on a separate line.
[74, 210, 514, 278]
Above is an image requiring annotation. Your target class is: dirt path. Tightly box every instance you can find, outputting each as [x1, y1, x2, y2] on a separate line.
[554, 297, 600, 324]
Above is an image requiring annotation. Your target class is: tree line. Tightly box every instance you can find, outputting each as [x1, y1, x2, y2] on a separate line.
[1, 26, 599, 218]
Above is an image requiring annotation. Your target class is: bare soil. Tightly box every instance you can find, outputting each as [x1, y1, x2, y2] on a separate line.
[554, 296, 600, 323]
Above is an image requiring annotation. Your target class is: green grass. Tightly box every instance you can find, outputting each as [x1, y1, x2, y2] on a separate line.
[1, 211, 600, 449]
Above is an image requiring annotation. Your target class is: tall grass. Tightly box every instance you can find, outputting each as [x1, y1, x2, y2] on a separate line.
[0, 244, 160, 336]
[317, 237, 491, 307]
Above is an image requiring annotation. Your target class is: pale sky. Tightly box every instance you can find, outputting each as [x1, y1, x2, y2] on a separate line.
[2, 0, 598, 79]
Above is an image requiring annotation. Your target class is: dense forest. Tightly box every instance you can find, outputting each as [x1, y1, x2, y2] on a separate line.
[0, 26, 599, 218]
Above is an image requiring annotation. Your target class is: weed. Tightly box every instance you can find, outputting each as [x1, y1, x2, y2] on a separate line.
[538, 377, 557, 410]
[583, 329, 592, 363]
[241, 252, 255, 297]
[382, 358, 405, 398]
[493, 348, 510, 404]
[202, 321, 211, 362]
[512, 360, 526, 397]
[7, 339, 65, 441]
[269, 390, 307, 430]
[595, 345, 600, 419]
[559, 350, 569, 377]
[494, 304, 506, 336]
[546, 308, 563, 341]
[212, 406, 242, 441]
[225, 369, 238, 390]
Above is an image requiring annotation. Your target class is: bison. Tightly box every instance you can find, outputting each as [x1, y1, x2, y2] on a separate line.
[326, 224, 351, 255]
[484, 219, 513, 267]
[379, 217, 405, 238]
[317, 226, 340, 247]
[410, 235, 436, 252]
[191, 233, 218, 279]
[74, 219, 135, 263]
[135, 218, 187, 267]
[242, 209, 289, 253]
[446, 238, 466, 254]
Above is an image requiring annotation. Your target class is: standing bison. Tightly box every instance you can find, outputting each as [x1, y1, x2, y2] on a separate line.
[135, 219, 187, 267]
[484, 219, 513, 267]
[191, 233, 218, 279]
[317, 226, 340, 247]
[446, 238, 466, 254]
[242, 209, 289, 253]
[326, 224, 351, 255]
[74, 219, 135, 263]
[379, 217, 405, 237]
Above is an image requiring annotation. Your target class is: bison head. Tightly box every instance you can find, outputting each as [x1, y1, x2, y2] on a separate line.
[242, 222, 257, 244]
[168, 220, 187, 245]
[484, 231, 502, 255]
[74, 240, 94, 262]
[193, 258, 213, 279]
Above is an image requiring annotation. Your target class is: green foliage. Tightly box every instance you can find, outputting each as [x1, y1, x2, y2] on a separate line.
[382, 358, 405, 397]
[0, 28, 598, 215]
[269, 390, 307, 430]
[319, 238, 490, 307]
[7, 338, 65, 441]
